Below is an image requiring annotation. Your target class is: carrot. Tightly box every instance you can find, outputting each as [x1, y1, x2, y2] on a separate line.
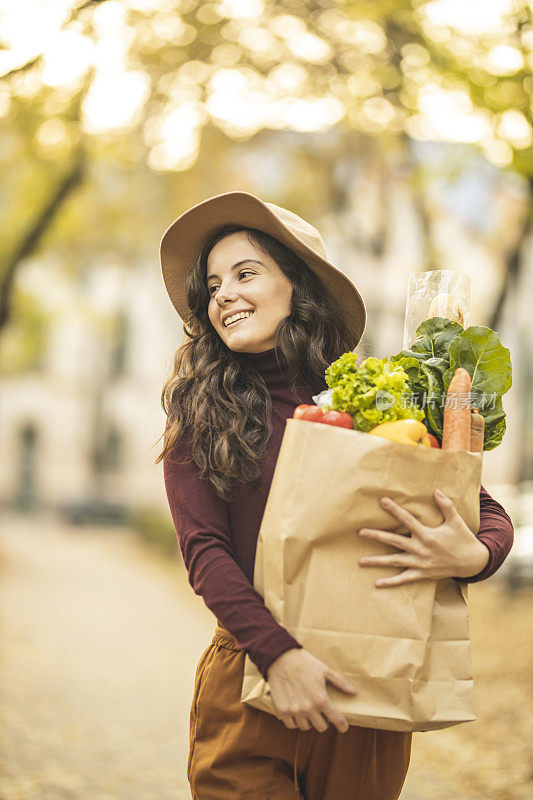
[442, 368, 472, 450]
[469, 407, 485, 453]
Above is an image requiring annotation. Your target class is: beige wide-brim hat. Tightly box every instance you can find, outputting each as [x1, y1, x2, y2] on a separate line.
[160, 190, 366, 348]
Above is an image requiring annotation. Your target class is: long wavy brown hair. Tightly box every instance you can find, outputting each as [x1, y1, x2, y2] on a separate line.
[156, 224, 357, 502]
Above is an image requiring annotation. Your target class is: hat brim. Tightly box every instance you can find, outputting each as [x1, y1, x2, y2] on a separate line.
[160, 191, 366, 349]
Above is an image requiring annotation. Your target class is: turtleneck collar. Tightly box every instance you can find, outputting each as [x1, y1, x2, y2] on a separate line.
[239, 346, 292, 392]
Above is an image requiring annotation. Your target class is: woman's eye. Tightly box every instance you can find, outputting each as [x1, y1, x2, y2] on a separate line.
[208, 270, 253, 295]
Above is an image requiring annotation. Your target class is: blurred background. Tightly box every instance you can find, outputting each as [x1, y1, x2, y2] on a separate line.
[0, 0, 532, 798]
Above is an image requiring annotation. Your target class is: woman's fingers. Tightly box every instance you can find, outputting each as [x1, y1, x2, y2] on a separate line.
[269, 648, 354, 733]
[358, 528, 417, 551]
[359, 552, 413, 569]
[323, 670, 356, 733]
[290, 677, 355, 733]
[322, 706, 348, 734]
[289, 693, 349, 733]
[292, 712, 312, 731]
[379, 496, 427, 537]
[293, 703, 329, 732]
[318, 693, 349, 734]
[433, 489, 458, 522]
[286, 703, 328, 733]
[326, 669, 358, 697]
[306, 709, 330, 733]
[374, 567, 426, 588]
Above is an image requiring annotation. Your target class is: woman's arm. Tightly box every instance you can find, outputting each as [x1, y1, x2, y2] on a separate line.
[163, 439, 302, 681]
[452, 483, 514, 583]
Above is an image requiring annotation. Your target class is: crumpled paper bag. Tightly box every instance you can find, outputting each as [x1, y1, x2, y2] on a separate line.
[241, 419, 482, 732]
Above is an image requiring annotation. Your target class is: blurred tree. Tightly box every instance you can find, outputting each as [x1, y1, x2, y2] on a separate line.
[0, 286, 49, 373]
[1, 0, 531, 334]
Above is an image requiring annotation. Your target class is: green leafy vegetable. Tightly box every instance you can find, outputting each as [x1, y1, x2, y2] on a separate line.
[443, 326, 512, 398]
[324, 354, 425, 433]
[391, 317, 512, 450]
[409, 318, 464, 359]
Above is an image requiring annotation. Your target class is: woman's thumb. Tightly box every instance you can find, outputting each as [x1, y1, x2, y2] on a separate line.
[326, 670, 357, 694]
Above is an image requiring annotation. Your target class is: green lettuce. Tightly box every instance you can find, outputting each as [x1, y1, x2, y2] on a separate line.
[324, 354, 426, 432]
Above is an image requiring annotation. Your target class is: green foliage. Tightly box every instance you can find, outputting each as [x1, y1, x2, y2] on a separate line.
[392, 318, 513, 449]
[324, 353, 425, 432]
[1, 0, 532, 350]
[0, 288, 48, 374]
[406, 317, 464, 360]
[443, 326, 513, 397]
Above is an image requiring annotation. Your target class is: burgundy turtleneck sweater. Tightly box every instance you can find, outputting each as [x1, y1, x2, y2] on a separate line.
[163, 347, 514, 681]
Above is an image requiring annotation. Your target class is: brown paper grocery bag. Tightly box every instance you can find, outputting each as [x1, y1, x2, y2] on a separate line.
[241, 419, 482, 732]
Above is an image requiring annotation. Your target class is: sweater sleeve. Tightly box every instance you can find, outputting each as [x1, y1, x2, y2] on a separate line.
[453, 483, 514, 583]
[163, 438, 302, 681]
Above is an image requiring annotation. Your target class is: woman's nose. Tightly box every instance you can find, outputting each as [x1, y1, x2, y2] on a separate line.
[216, 286, 238, 305]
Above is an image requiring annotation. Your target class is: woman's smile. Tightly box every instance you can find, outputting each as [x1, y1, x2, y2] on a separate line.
[224, 311, 255, 328]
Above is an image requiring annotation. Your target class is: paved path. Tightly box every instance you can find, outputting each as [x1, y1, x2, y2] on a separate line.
[1, 514, 531, 800]
[0, 514, 213, 800]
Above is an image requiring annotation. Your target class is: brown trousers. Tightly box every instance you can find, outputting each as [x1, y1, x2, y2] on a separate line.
[187, 624, 412, 800]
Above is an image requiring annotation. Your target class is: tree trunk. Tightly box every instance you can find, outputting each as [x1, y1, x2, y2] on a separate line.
[490, 177, 533, 330]
[0, 150, 85, 332]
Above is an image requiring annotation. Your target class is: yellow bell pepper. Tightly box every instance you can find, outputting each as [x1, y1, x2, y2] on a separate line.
[369, 419, 431, 447]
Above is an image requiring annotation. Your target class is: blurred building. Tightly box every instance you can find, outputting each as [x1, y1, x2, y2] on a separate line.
[0, 143, 529, 518]
[0, 255, 179, 513]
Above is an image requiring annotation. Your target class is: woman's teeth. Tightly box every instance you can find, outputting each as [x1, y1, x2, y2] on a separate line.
[225, 311, 254, 327]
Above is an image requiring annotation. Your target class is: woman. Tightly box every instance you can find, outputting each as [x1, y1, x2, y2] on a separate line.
[157, 191, 514, 800]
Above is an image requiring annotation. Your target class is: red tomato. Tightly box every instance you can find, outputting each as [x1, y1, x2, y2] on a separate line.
[321, 410, 354, 429]
[427, 433, 441, 448]
[293, 404, 324, 422]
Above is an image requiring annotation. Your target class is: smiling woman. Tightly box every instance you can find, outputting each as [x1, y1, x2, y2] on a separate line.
[205, 230, 294, 354]
[158, 218, 353, 501]
[157, 192, 515, 800]
[155, 184, 515, 796]
[156, 192, 415, 800]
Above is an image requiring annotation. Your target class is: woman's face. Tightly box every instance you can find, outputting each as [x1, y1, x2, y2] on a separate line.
[206, 231, 293, 354]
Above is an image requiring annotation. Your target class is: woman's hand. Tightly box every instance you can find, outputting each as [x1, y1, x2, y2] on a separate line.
[266, 647, 357, 733]
[358, 490, 490, 587]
